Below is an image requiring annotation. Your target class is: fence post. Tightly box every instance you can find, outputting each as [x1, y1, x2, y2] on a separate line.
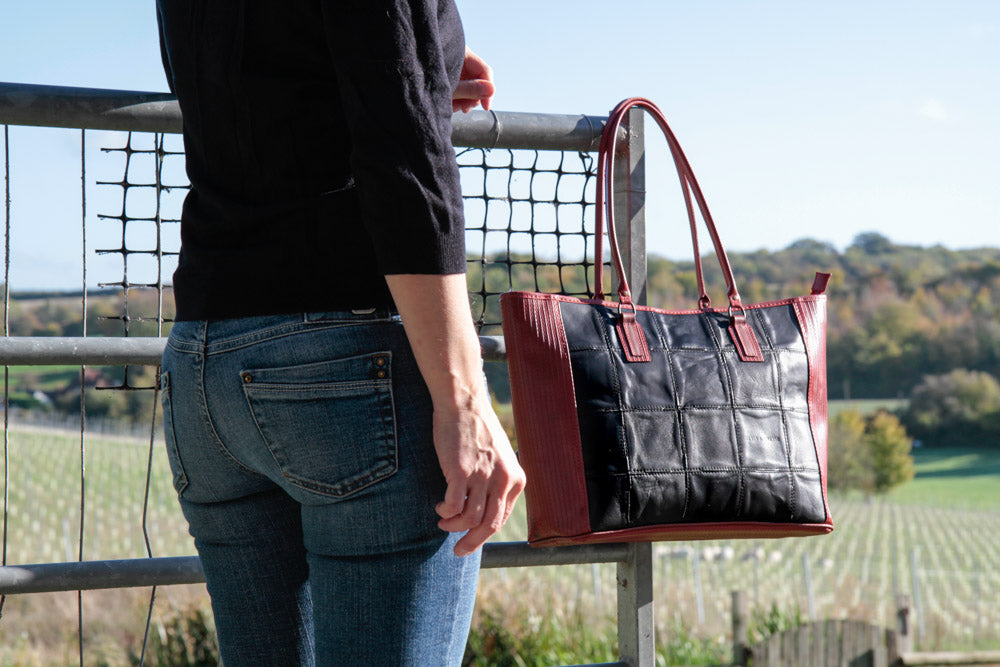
[617, 542, 655, 666]
[732, 590, 749, 667]
[692, 548, 706, 626]
[612, 90, 653, 667]
[612, 106, 647, 305]
[801, 551, 816, 621]
[909, 547, 924, 645]
[895, 594, 913, 656]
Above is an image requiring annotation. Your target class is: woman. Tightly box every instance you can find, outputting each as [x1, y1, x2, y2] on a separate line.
[156, 1, 525, 664]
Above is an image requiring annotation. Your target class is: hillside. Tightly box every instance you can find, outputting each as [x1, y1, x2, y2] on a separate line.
[5, 233, 999, 404]
[478, 232, 1000, 403]
[647, 233, 1000, 400]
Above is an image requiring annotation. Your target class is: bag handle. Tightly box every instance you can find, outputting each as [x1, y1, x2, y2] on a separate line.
[594, 97, 743, 311]
[594, 98, 763, 363]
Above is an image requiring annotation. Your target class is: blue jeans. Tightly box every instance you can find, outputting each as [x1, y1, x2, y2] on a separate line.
[160, 309, 480, 666]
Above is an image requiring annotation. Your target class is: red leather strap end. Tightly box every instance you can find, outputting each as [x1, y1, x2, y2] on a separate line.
[729, 314, 764, 362]
[500, 293, 592, 541]
[811, 272, 831, 295]
[793, 296, 833, 526]
[616, 311, 651, 363]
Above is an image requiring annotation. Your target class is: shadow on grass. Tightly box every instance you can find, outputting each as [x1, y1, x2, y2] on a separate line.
[911, 447, 1000, 479]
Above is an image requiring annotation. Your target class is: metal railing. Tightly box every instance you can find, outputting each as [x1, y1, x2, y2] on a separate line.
[0, 81, 653, 666]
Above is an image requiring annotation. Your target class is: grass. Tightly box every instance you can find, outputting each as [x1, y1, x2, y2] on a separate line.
[0, 425, 193, 565]
[889, 446, 1000, 511]
[2, 418, 999, 664]
[3, 365, 84, 392]
[828, 398, 908, 418]
[829, 398, 1000, 510]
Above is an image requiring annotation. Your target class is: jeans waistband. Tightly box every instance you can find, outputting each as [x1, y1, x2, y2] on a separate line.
[167, 307, 400, 355]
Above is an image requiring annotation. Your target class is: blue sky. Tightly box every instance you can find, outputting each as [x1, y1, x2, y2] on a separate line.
[1, 1, 998, 289]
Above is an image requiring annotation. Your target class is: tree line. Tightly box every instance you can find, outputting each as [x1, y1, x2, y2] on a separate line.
[5, 233, 1000, 453]
[478, 231, 1000, 401]
[11, 233, 999, 408]
[477, 231, 1000, 462]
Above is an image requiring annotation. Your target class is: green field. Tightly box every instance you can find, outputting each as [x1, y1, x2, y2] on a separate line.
[828, 398, 908, 418]
[889, 446, 1000, 511]
[0, 422, 998, 664]
[0, 426, 191, 564]
[2, 365, 84, 407]
[3, 365, 84, 391]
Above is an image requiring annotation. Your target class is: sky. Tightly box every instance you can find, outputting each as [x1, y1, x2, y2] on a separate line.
[1, 0, 998, 289]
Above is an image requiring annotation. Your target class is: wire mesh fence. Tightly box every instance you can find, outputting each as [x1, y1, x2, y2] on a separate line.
[459, 146, 604, 334]
[0, 113, 611, 664]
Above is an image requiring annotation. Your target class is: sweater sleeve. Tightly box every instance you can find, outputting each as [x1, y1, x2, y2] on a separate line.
[320, 0, 467, 276]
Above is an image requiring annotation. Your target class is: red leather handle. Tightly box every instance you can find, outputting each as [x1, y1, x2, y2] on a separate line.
[593, 98, 744, 310]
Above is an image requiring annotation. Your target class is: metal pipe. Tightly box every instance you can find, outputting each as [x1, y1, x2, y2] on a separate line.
[0, 335, 506, 365]
[0, 556, 204, 594]
[0, 542, 630, 594]
[452, 109, 605, 151]
[0, 82, 180, 134]
[0, 82, 604, 152]
[481, 541, 631, 569]
[0, 336, 168, 366]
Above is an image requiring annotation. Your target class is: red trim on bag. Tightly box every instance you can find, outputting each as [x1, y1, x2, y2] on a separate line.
[505, 290, 826, 316]
[811, 272, 831, 295]
[528, 521, 834, 547]
[616, 309, 651, 362]
[793, 296, 833, 527]
[500, 292, 592, 540]
[728, 312, 764, 362]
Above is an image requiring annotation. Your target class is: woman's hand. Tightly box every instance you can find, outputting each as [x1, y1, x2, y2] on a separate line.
[431, 386, 524, 557]
[452, 46, 494, 113]
[385, 274, 525, 557]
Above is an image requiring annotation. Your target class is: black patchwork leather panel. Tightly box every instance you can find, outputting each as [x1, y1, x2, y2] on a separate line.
[559, 300, 826, 532]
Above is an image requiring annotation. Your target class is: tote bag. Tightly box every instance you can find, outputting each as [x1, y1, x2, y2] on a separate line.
[500, 98, 833, 546]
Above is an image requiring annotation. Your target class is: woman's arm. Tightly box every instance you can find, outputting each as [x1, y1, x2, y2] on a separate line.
[386, 274, 525, 557]
[323, 2, 521, 555]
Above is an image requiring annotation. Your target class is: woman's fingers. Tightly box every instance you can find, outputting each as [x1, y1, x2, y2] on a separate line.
[452, 490, 506, 557]
[435, 478, 468, 521]
[453, 79, 494, 101]
[460, 47, 492, 81]
[453, 47, 495, 112]
[441, 456, 525, 556]
[437, 480, 488, 530]
[452, 79, 495, 112]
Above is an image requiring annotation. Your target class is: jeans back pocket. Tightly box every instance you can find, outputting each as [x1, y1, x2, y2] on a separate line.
[241, 352, 397, 500]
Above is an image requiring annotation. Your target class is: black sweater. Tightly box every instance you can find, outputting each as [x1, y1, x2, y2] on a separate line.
[156, 0, 467, 320]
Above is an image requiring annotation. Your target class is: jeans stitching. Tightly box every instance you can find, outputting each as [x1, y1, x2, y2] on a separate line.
[242, 367, 398, 499]
[195, 324, 265, 478]
[166, 318, 397, 355]
[160, 372, 190, 495]
[205, 318, 397, 354]
[243, 380, 386, 394]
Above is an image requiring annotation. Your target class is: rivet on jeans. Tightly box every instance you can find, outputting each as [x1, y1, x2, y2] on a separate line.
[242, 373, 253, 383]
